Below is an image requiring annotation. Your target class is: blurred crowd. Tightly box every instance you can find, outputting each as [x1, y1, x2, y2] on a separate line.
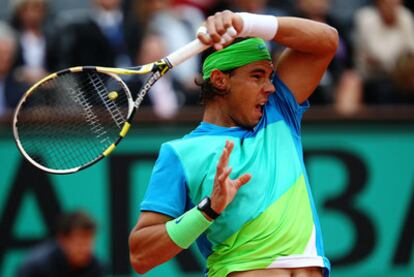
[0, 0, 413, 119]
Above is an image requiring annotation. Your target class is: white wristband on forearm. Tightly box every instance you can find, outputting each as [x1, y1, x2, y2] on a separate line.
[237, 12, 278, 40]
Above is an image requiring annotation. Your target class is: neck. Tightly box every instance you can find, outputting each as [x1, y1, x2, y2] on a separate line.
[203, 101, 236, 127]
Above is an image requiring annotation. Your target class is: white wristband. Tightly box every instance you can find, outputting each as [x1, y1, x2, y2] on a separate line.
[237, 12, 278, 40]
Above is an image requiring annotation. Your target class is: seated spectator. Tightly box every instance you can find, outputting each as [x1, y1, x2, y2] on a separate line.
[133, 0, 204, 106]
[9, 0, 55, 84]
[55, 0, 143, 69]
[267, 0, 296, 14]
[392, 50, 414, 103]
[171, 0, 220, 16]
[230, 0, 288, 15]
[294, 0, 362, 110]
[15, 211, 105, 277]
[406, 0, 414, 13]
[326, 0, 370, 30]
[354, 0, 414, 104]
[0, 21, 27, 116]
[131, 33, 180, 119]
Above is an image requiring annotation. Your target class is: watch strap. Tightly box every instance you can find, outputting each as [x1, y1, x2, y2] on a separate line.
[197, 196, 220, 220]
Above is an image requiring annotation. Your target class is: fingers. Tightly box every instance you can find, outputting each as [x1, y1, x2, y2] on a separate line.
[217, 167, 232, 183]
[222, 140, 234, 169]
[215, 140, 234, 177]
[200, 10, 239, 50]
[197, 26, 212, 45]
[235, 174, 252, 189]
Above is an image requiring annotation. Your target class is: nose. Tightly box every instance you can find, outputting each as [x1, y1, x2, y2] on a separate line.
[264, 79, 276, 94]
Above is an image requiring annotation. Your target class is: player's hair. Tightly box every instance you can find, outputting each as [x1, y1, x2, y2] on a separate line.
[194, 69, 234, 104]
[55, 211, 96, 236]
[195, 37, 248, 104]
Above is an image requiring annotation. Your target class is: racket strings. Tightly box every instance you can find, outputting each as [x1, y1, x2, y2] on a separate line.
[89, 72, 126, 128]
[15, 70, 130, 171]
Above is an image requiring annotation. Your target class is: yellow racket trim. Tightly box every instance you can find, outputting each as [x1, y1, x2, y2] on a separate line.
[103, 144, 116, 156]
[69, 66, 83, 72]
[120, 122, 131, 137]
[24, 73, 57, 97]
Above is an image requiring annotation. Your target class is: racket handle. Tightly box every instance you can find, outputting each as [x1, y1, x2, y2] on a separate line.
[166, 26, 238, 67]
[166, 39, 209, 67]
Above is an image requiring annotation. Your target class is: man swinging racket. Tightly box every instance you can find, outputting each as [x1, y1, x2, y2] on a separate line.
[129, 10, 338, 277]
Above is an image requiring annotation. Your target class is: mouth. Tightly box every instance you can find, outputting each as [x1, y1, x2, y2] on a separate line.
[254, 103, 265, 117]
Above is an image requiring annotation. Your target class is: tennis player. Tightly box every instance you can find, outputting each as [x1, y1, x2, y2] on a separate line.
[129, 10, 338, 277]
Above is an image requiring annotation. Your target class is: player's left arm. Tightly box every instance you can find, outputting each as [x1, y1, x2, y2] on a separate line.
[273, 17, 338, 104]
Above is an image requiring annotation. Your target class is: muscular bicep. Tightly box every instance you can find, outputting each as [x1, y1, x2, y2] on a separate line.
[276, 48, 333, 104]
[272, 17, 338, 104]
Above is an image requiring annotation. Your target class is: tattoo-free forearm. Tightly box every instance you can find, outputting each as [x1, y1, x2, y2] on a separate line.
[274, 17, 338, 56]
[129, 223, 182, 274]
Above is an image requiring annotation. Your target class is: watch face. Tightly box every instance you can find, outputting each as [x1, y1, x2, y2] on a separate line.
[199, 197, 208, 207]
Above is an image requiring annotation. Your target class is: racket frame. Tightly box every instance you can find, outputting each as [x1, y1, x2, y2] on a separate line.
[13, 60, 172, 174]
[13, 38, 211, 174]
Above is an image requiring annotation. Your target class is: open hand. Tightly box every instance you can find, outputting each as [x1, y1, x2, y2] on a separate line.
[210, 140, 251, 215]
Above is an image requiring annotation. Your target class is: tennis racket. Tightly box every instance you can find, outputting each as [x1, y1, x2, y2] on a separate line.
[12, 34, 224, 174]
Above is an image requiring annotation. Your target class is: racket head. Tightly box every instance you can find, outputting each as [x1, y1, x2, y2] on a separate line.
[13, 67, 135, 174]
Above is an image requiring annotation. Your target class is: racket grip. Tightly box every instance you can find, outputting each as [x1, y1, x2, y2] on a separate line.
[166, 39, 209, 67]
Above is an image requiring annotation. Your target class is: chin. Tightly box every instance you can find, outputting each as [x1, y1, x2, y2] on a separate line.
[240, 120, 260, 129]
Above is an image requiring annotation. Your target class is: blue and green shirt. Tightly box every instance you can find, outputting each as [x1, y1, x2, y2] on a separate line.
[141, 76, 330, 276]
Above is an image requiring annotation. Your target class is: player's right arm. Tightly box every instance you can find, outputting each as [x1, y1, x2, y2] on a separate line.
[129, 140, 250, 274]
[129, 212, 181, 274]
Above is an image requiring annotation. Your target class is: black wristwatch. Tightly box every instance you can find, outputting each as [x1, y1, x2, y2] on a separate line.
[197, 196, 221, 220]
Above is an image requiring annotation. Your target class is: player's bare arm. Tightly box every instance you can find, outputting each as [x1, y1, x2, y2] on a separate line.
[274, 17, 338, 104]
[129, 140, 250, 274]
[198, 10, 339, 104]
[128, 212, 179, 274]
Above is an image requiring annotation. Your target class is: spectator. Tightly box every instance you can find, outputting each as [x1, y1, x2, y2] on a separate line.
[0, 21, 27, 116]
[294, 0, 362, 111]
[230, 0, 288, 15]
[354, 0, 414, 104]
[15, 211, 105, 277]
[56, 0, 143, 69]
[328, 0, 370, 29]
[392, 50, 414, 103]
[405, 0, 414, 13]
[267, 0, 297, 13]
[133, 33, 180, 119]
[172, 0, 220, 16]
[133, 0, 204, 105]
[9, 0, 55, 84]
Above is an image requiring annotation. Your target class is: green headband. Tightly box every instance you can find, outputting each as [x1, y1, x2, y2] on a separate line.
[202, 38, 271, 80]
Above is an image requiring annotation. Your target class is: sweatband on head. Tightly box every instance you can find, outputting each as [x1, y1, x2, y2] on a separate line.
[202, 37, 271, 80]
[165, 207, 212, 249]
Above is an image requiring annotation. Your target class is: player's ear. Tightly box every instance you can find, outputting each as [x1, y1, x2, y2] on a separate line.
[210, 69, 229, 91]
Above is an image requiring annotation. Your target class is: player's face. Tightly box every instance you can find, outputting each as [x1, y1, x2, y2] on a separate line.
[220, 60, 275, 128]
